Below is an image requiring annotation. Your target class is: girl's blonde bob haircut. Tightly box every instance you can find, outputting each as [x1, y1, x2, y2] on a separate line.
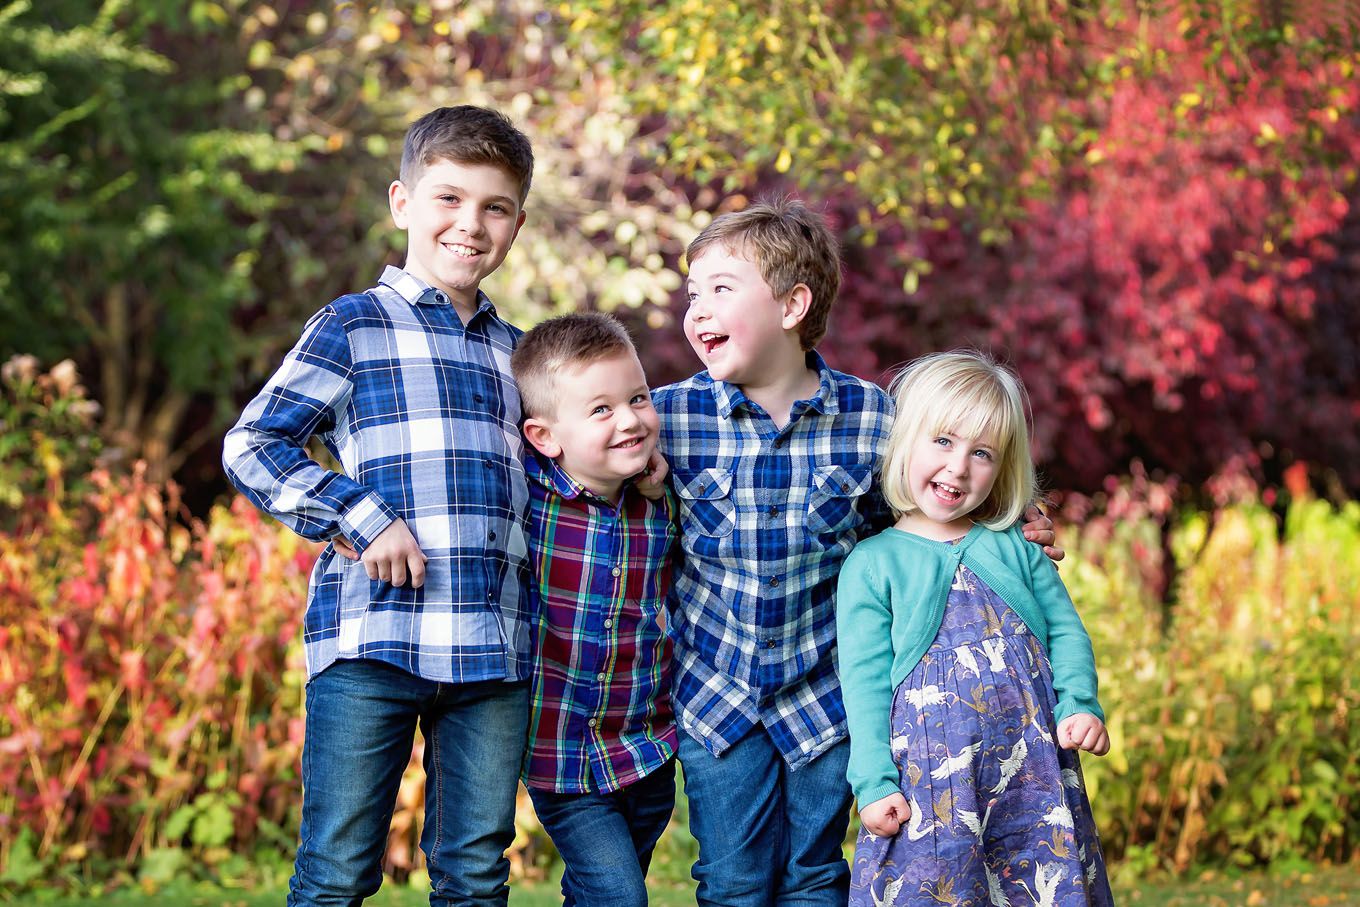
[880, 350, 1037, 530]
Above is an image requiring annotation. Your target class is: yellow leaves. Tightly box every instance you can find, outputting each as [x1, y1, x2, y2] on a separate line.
[774, 148, 792, 172]
[1251, 683, 1273, 713]
[1258, 121, 1280, 142]
[247, 40, 272, 69]
[379, 20, 401, 43]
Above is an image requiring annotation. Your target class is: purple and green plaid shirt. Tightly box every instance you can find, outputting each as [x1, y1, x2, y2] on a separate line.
[522, 453, 678, 794]
[222, 266, 532, 684]
[653, 353, 894, 770]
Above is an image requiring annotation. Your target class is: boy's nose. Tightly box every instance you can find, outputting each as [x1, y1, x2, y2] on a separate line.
[456, 209, 485, 236]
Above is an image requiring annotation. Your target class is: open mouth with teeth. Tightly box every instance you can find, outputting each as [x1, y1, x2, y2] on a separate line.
[931, 481, 965, 503]
[697, 331, 729, 355]
[611, 437, 646, 450]
[443, 242, 483, 258]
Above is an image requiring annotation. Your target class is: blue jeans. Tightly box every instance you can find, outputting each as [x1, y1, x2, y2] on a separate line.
[527, 758, 677, 907]
[287, 659, 530, 907]
[678, 728, 852, 907]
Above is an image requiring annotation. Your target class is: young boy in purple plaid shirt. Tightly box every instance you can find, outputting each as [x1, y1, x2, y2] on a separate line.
[652, 198, 1061, 906]
[223, 106, 537, 906]
[511, 313, 678, 907]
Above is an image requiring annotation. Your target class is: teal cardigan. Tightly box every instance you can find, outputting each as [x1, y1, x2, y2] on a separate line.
[835, 523, 1104, 807]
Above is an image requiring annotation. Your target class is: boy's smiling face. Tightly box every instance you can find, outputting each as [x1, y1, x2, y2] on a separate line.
[523, 352, 660, 502]
[683, 245, 805, 388]
[389, 158, 525, 313]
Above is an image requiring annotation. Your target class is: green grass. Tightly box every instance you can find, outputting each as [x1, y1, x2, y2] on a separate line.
[7, 864, 1360, 906]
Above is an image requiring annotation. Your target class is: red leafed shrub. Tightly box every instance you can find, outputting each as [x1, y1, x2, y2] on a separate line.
[825, 31, 1360, 495]
[0, 463, 315, 886]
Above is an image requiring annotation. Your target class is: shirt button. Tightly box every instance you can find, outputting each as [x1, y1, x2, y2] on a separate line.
[611, 566, 622, 577]
[596, 672, 606, 681]
[768, 505, 780, 517]
[587, 718, 597, 728]
[488, 530, 497, 541]
[773, 439, 783, 449]
[769, 576, 780, 587]
[765, 639, 776, 649]
[474, 393, 485, 403]
[435, 292, 446, 303]
[603, 618, 613, 629]
[483, 459, 493, 469]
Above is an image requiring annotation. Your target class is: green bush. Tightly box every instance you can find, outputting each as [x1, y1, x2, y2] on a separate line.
[1068, 489, 1360, 877]
[2, 373, 1357, 890]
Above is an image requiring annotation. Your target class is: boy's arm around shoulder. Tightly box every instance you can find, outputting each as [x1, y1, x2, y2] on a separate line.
[222, 303, 397, 553]
[1013, 526, 1104, 724]
[835, 541, 902, 809]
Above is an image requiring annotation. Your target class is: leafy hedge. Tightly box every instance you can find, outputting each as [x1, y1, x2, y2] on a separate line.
[1, 364, 1357, 892]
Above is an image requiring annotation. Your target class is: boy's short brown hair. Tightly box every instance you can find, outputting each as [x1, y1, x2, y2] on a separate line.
[685, 197, 841, 351]
[400, 106, 535, 203]
[511, 313, 638, 419]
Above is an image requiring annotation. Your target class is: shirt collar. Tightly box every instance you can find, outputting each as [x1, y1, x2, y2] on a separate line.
[378, 265, 497, 317]
[710, 351, 840, 419]
[526, 449, 626, 506]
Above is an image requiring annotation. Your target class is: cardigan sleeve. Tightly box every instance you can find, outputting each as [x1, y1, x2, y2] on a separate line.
[1024, 535, 1105, 723]
[835, 545, 904, 808]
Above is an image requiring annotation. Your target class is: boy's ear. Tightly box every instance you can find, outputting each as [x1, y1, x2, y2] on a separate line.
[389, 180, 410, 229]
[781, 283, 813, 331]
[522, 417, 562, 460]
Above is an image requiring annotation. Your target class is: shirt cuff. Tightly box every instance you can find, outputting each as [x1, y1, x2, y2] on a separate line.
[337, 491, 399, 554]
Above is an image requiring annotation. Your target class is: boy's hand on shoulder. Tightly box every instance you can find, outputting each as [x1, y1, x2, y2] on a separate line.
[634, 448, 670, 501]
[860, 792, 911, 838]
[362, 519, 428, 587]
[1021, 503, 1064, 563]
[1057, 713, 1110, 756]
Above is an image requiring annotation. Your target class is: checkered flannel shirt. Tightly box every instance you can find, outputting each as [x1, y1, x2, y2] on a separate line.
[222, 266, 532, 683]
[521, 453, 678, 793]
[653, 353, 894, 770]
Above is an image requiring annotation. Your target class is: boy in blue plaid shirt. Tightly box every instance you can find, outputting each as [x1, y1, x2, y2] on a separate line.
[223, 106, 536, 906]
[652, 198, 1060, 906]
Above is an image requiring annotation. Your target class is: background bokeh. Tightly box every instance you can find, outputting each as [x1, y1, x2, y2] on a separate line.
[2, 0, 1358, 897]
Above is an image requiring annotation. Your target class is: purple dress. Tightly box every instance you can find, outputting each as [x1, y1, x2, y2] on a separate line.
[847, 559, 1114, 907]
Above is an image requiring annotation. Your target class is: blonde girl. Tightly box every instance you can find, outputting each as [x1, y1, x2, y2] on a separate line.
[838, 350, 1112, 906]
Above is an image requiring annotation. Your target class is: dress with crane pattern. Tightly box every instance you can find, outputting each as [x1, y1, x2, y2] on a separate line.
[846, 558, 1114, 907]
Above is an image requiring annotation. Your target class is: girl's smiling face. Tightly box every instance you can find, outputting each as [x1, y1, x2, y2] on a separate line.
[899, 427, 1001, 539]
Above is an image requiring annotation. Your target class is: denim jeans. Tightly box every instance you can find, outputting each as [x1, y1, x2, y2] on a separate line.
[527, 758, 677, 907]
[287, 659, 530, 907]
[678, 729, 852, 907]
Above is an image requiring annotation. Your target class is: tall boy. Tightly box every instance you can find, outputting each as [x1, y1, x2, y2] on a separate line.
[512, 313, 678, 907]
[223, 106, 535, 906]
[653, 199, 1058, 905]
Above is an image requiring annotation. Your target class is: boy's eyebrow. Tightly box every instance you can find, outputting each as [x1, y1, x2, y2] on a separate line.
[428, 182, 517, 205]
[688, 271, 741, 283]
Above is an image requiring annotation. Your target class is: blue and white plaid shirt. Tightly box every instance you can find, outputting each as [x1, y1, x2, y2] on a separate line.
[223, 266, 532, 684]
[653, 353, 894, 770]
